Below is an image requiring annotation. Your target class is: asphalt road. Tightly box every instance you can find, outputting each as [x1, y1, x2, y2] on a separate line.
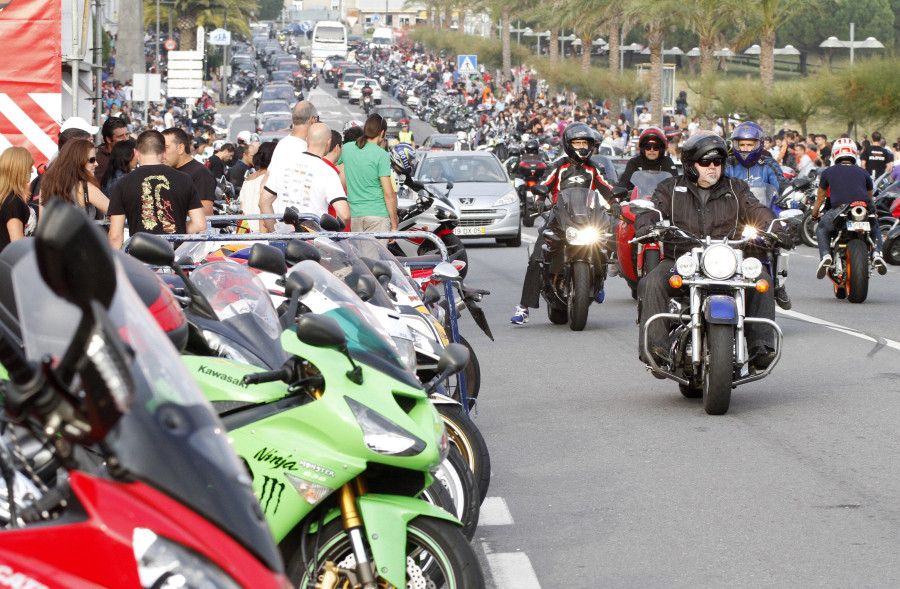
[222, 81, 900, 588]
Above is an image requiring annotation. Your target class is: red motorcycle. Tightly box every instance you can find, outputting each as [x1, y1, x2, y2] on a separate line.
[0, 201, 289, 589]
[615, 170, 672, 298]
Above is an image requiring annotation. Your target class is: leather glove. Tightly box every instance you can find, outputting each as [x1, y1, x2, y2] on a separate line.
[608, 201, 623, 220]
[634, 224, 652, 239]
[774, 230, 794, 250]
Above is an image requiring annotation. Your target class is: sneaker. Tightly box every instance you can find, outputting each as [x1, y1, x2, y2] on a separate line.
[774, 286, 792, 310]
[873, 254, 888, 276]
[595, 289, 605, 304]
[816, 254, 832, 280]
[510, 305, 529, 325]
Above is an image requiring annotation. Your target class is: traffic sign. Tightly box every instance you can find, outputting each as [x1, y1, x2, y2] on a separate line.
[457, 54, 477, 74]
[371, 14, 381, 24]
[167, 50, 204, 99]
[208, 28, 231, 46]
[164, 38, 176, 51]
[299, 21, 311, 33]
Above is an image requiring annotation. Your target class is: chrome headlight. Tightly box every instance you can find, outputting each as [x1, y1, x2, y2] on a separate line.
[701, 244, 739, 279]
[133, 528, 242, 589]
[493, 191, 518, 206]
[391, 334, 417, 371]
[346, 397, 426, 456]
[741, 257, 763, 279]
[565, 226, 601, 246]
[434, 203, 458, 221]
[202, 330, 256, 366]
[675, 254, 697, 277]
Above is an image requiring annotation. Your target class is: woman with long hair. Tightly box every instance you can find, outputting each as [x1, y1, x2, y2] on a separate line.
[39, 137, 109, 219]
[100, 138, 136, 197]
[240, 141, 276, 233]
[0, 146, 36, 252]
[339, 113, 397, 232]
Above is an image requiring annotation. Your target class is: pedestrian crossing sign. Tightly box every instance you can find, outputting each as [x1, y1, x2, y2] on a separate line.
[458, 54, 478, 74]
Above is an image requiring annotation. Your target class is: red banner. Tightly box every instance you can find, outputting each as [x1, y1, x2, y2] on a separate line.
[0, 0, 62, 165]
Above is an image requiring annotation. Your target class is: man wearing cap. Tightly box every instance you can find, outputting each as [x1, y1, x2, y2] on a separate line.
[397, 120, 415, 148]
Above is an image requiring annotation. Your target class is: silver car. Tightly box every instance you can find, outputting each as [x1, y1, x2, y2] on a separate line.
[414, 151, 521, 246]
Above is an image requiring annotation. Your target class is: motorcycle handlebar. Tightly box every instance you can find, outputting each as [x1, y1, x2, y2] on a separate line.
[242, 365, 292, 385]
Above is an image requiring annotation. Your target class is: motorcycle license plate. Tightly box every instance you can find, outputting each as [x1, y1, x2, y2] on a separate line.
[847, 221, 869, 231]
[454, 226, 486, 236]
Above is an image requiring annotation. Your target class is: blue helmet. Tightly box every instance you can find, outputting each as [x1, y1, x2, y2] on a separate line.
[730, 122, 765, 166]
[390, 143, 417, 176]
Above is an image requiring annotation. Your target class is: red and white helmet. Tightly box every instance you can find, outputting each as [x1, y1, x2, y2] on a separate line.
[831, 137, 859, 165]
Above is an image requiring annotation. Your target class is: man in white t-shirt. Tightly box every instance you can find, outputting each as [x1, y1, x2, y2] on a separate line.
[261, 119, 349, 231]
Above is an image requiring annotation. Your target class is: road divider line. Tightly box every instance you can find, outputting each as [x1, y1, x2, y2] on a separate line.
[486, 552, 542, 589]
[777, 308, 900, 351]
[479, 497, 514, 526]
[522, 234, 536, 244]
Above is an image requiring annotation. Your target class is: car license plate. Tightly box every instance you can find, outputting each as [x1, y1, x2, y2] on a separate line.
[847, 221, 869, 231]
[454, 226, 486, 236]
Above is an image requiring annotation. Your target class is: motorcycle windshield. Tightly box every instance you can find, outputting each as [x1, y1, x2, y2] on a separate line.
[293, 260, 405, 371]
[11, 250, 281, 571]
[312, 237, 396, 309]
[190, 262, 281, 340]
[341, 236, 424, 306]
[556, 187, 600, 223]
[630, 170, 672, 200]
[747, 182, 778, 208]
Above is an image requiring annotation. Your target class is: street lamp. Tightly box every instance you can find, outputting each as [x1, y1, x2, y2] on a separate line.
[819, 23, 884, 66]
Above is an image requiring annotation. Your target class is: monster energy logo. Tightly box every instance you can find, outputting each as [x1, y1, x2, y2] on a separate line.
[259, 475, 285, 514]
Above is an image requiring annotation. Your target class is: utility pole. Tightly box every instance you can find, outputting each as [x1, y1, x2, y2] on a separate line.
[71, 0, 80, 116]
[93, 0, 103, 133]
[156, 0, 160, 73]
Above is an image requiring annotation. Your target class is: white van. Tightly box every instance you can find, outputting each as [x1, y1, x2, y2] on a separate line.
[371, 27, 394, 49]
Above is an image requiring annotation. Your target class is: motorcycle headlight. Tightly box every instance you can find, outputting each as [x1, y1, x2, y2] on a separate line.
[565, 226, 601, 246]
[346, 397, 426, 456]
[675, 254, 697, 277]
[392, 334, 417, 371]
[434, 204, 458, 221]
[493, 191, 518, 206]
[133, 528, 242, 589]
[742, 257, 763, 279]
[701, 244, 739, 280]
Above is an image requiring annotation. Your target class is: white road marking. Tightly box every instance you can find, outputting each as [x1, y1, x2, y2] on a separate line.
[522, 234, 536, 244]
[777, 308, 900, 351]
[486, 551, 542, 589]
[479, 497, 514, 526]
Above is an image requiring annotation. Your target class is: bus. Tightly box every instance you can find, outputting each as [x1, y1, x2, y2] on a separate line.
[311, 21, 347, 69]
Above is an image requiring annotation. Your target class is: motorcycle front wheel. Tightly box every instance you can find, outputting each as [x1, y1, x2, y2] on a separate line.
[800, 211, 818, 248]
[568, 261, 592, 331]
[703, 323, 734, 415]
[846, 239, 869, 303]
[288, 516, 484, 588]
[431, 446, 480, 540]
[436, 403, 491, 503]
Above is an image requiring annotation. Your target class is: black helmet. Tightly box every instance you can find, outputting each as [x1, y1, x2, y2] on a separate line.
[523, 139, 539, 155]
[681, 132, 728, 184]
[638, 126, 667, 154]
[508, 145, 522, 158]
[562, 122, 596, 164]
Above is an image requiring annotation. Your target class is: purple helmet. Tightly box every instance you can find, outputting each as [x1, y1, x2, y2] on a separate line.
[730, 122, 765, 166]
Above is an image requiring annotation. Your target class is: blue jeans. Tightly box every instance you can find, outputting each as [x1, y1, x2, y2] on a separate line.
[816, 208, 883, 259]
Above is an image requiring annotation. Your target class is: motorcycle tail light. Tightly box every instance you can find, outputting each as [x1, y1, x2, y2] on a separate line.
[669, 275, 683, 288]
[755, 279, 769, 293]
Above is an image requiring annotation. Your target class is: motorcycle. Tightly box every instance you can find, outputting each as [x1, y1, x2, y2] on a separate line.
[635, 203, 786, 415]
[532, 185, 617, 331]
[614, 170, 672, 299]
[0, 201, 289, 588]
[513, 156, 548, 228]
[361, 87, 374, 115]
[821, 201, 884, 303]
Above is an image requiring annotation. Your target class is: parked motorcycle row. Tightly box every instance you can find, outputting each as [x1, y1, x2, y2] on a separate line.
[0, 201, 496, 587]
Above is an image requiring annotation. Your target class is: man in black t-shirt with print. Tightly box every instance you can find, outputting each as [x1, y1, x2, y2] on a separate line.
[107, 130, 206, 250]
[859, 131, 893, 179]
[162, 127, 217, 215]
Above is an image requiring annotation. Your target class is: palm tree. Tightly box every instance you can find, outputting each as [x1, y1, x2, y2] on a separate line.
[624, 0, 680, 127]
[676, 0, 733, 78]
[556, 0, 617, 75]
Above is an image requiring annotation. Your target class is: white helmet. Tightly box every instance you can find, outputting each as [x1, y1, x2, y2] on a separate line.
[831, 137, 859, 165]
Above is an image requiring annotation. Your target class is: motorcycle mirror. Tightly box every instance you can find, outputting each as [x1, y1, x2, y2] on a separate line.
[422, 283, 442, 305]
[360, 257, 393, 288]
[282, 206, 300, 228]
[612, 186, 629, 201]
[437, 342, 469, 376]
[445, 182, 454, 192]
[35, 200, 116, 312]
[285, 240, 321, 266]
[791, 176, 811, 189]
[248, 243, 288, 276]
[296, 314, 346, 349]
[432, 261, 460, 281]
[778, 209, 803, 221]
[532, 184, 550, 198]
[127, 233, 177, 267]
[319, 213, 345, 231]
[284, 270, 313, 299]
[355, 274, 376, 302]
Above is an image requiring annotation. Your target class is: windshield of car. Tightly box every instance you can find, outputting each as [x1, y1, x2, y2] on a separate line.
[258, 101, 291, 114]
[354, 78, 377, 87]
[417, 155, 506, 183]
[342, 74, 363, 85]
[262, 118, 292, 132]
[260, 85, 295, 102]
[377, 108, 404, 120]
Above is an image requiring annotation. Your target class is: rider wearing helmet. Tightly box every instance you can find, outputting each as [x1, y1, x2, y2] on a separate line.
[511, 122, 617, 325]
[616, 126, 678, 192]
[504, 145, 523, 176]
[397, 119, 415, 148]
[634, 132, 791, 371]
[389, 143, 417, 180]
[810, 137, 887, 278]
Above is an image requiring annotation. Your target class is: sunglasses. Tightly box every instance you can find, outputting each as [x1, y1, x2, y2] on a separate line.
[695, 159, 723, 168]
[88, 157, 97, 164]
[644, 145, 661, 152]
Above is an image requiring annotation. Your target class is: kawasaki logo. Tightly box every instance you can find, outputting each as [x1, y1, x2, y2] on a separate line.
[197, 365, 249, 389]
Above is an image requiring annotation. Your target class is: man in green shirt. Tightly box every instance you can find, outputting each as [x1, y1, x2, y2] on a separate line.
[339, 114, 398, 232]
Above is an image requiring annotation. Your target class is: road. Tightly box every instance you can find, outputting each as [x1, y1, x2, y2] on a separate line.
[222, 83, 900, 588]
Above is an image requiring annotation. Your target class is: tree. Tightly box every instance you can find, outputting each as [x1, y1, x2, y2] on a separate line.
[624, 0, 681, 128]
[760, 78, 828, 136]
[676, 0, 733, 78]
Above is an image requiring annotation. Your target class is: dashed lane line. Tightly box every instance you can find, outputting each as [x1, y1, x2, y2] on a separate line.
[485, 551, 542, 589]
[777, 308, 900, 351]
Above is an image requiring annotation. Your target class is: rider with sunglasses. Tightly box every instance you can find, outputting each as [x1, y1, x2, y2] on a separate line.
[616, 126, 678, 192]
[634, 132, 793, 372]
